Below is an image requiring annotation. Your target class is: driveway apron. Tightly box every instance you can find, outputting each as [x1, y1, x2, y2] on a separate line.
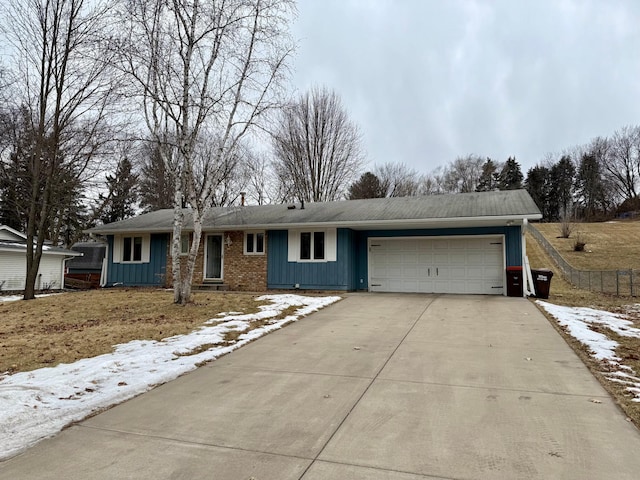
[2, 294, 640, 479]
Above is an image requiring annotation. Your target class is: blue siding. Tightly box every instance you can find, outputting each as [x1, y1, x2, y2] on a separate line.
[268, 226, 522, 291]
[267, 229, 356, 290]
[107, 234, 168, 286]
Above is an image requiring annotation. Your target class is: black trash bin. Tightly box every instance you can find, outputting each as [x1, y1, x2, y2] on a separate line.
[505, 266, 524, 297]
[531, 269, 554, 299]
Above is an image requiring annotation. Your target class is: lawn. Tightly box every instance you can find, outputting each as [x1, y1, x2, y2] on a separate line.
[533, 221, 640, 271]
[0, 289, 341, 460]
[1, 289, 283, 374]
[527, 230, 640, 427]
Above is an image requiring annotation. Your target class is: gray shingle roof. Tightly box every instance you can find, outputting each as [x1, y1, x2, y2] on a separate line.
[87, 189, 542, 234]
[0, 240, 82, 256]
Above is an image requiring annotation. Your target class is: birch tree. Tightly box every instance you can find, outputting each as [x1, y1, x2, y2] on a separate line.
[119, 0, 294, 304]
[0, 0, 118, 299]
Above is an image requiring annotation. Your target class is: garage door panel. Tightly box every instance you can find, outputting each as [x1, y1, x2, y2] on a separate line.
[369, 237, 505, 295]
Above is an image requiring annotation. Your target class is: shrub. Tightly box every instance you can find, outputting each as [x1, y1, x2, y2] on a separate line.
[573, 232, 587, 252]
[559, 217, 573, 238]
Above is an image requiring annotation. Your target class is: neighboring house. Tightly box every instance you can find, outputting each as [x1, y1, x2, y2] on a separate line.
[86, 190, 542, 296]
[0, 225, 82, 292]
[65, 242, 107, 288]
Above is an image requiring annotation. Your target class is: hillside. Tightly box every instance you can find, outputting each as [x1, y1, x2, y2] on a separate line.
[532, 221, 640, 271]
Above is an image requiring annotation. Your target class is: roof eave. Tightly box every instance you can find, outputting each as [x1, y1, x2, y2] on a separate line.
[86, 213, 542, 234]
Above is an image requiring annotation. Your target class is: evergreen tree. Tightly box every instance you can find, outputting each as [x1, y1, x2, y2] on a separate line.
[549, 155, 575, 219]
[100, 157, 139, 224]
[498, 157, 523, 190]
[575, 153, 609, 220]
[348, 171, 385, 199]
[139, 144, 175, 212]
[525, 165, 552, 220]
[476, 158, 500, 192]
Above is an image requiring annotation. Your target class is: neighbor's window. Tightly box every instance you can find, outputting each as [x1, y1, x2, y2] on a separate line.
[180, 233, 190, 255]
[123, 236, 143, 262]
[300, 231, 324, 260]
[244, 232, 265, 255]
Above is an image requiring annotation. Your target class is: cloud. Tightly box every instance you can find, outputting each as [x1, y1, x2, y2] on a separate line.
[291, 0, 640, 173]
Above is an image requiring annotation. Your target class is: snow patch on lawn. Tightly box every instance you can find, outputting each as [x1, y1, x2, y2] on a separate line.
[0, 294, 340, 461]
[537, 301, 640, 403]
[0, 293, 59, 302]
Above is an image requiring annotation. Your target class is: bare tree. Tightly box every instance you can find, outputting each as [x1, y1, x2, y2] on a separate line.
[119, 0, 294, 304]
[604, 127, 639, 201]
[442, 155, 484, 193]
[1, 0, 118, 299]
[244, 151, 278, 205]
[272, 86, 364, 202]
[375, 162, 422, 197]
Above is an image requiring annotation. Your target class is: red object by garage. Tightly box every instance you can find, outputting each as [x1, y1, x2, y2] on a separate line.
[505, 266, 523, 297]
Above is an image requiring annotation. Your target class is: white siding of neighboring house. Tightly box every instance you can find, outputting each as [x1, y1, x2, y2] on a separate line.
[0, 230, 23, 241]
[0, 251, 66, 291]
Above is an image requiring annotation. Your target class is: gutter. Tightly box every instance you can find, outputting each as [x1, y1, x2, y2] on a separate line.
[86, 214, 543, 235]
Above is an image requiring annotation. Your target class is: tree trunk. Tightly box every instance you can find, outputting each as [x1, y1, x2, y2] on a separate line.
[171, 184, 184, 304]
[180, 208, 202, 305]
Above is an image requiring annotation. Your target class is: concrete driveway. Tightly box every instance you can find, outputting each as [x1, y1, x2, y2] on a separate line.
[2, 294, 640, 479]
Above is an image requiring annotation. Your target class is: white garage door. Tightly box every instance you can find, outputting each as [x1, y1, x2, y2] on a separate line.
[369, 236, 505, 295]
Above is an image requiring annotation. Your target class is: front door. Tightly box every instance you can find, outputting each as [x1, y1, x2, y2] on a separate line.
[205, 235, 223, 280]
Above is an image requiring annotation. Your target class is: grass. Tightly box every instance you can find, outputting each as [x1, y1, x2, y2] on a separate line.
[534, 221, 640, 271]
[527, 230, 640, 425]
[0, 289, 265, 374]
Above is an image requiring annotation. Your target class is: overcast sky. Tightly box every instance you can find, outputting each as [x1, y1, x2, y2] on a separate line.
[290, 0, 640, 174]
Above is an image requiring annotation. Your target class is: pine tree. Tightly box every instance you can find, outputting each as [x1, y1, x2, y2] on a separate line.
[525, 165, 552, 220]
[575, 153, 608, 220]
[100, 157, 139, 224]
[348, 172, 385, 199]
[476, 158, 500, 192]
[498, 157, 523, 190]
[549, 155, 575, 219]
[138, 145, 175, 212]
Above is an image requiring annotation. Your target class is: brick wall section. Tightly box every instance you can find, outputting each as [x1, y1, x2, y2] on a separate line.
[164, 230, 267, 291]
[223, 230, 267, 291]
[164, 234, 205, 288]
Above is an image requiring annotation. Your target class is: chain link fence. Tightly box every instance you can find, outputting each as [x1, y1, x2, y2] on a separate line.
[528, 224, 638, 297]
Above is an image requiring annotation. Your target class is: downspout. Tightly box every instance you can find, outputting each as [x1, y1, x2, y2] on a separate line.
[522, 219, 535, 296]
[100, 244, 109, 287]
[62, 253, 82, 290]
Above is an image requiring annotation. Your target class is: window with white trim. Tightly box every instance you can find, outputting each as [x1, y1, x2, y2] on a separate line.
[123, 236, 143, 262]
[244, 231, 265, 255]
[287, 228, 336, 263]
[300, 231, 325, 260]
[113, 234, 151, 264]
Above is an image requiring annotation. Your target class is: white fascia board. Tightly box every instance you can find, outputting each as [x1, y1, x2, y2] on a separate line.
[0, 246, 82, 256]
[0, 225, 27, 240]
[205, 214, 542, 231]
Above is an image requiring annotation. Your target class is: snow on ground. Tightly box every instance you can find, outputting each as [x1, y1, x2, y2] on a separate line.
[0, 294, 340, 461]
[537, 300, 640, 403]
[0, 293, 58, 303]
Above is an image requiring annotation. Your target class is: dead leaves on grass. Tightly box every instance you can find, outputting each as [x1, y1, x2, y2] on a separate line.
[0, 289, 264, 374]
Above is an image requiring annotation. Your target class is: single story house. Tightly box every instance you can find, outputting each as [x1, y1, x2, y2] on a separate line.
[86, 190, 542, 296]
[0, 225, 82, 291]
